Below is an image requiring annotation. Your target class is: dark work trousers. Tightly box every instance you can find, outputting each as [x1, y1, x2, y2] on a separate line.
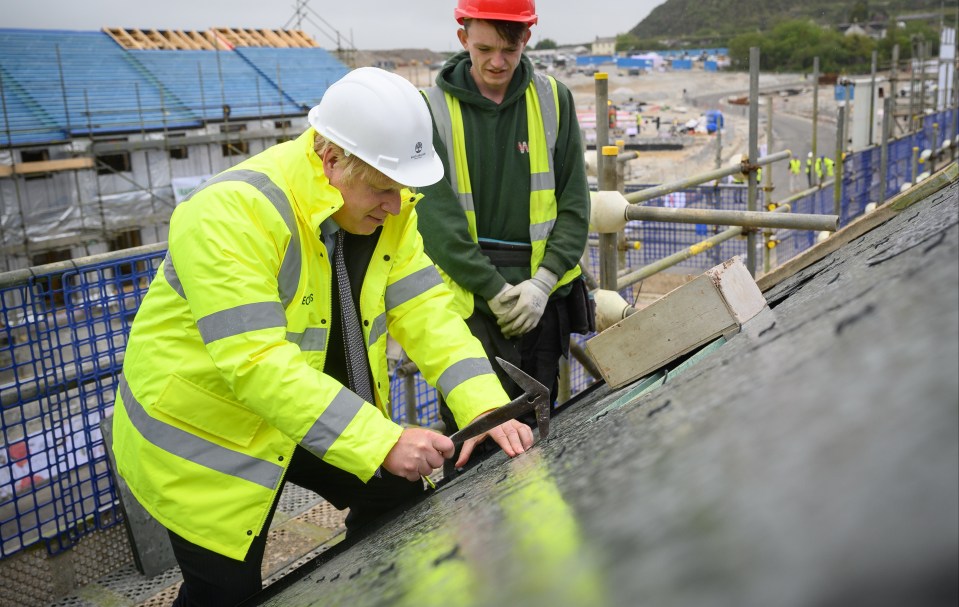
[439, 297, 569, 438]
[169, 445, 423, 606]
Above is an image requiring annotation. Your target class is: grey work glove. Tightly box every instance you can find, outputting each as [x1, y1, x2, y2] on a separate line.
[486, 283, 515, 326]
[498, 267, 559, 338]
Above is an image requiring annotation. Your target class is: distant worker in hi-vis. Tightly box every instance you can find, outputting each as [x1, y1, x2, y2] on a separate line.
[823, 155, 835, 179]
[417, 0, 595, 444]
[789, 153, 801, 192]
[110, 67, 532, 607]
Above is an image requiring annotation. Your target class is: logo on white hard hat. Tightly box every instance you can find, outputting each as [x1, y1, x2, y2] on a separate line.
[411, 141, 425, 160]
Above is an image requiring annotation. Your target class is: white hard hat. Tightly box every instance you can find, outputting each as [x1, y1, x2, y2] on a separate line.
[308, 67, 443, 187]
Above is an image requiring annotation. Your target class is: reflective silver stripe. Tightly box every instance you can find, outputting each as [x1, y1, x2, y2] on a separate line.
[530, 219, 555, 242]
[385, 266, 443, 310]
[436, 357, 494, 397]
[287, 327, 328, 351]
[163, 251, 185, 299]
[530, 73, 559, 247]
[459, 191, 475, 213]
[532, 72, 559, 157]
[425, 86, 455, 174]
[301, 387, 365, 457]
[531, 172, 555, 191]
[197, 301, 286, 344]
[119, 376, 282, 490]
[368, 313, 387, 347]
[182, 169, 302, 309]
[425, 86, 471, 212]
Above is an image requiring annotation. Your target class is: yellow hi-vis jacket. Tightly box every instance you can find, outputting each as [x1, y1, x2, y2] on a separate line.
[424, 73, 582, 318]
[823, 156, 835, 177]
[111, 129, 507, 560]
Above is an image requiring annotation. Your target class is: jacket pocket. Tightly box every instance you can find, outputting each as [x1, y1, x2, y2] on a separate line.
[155, 374, 263, 448]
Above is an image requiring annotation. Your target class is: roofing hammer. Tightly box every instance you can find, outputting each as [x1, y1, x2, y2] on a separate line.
[441, 356, 550, 480]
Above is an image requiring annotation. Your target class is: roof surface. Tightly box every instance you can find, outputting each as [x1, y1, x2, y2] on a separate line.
[0, 28, 349, 146]
[247, 179, 959, 607]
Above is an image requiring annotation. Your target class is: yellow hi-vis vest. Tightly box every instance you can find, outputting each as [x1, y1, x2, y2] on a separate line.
[425, 73, 582, 318]
[111, 130, 504, 560]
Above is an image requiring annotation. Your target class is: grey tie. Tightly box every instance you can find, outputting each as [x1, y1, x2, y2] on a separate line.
[333, 229, 374, 403]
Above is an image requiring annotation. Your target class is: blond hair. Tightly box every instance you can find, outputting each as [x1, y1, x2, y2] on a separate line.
[313, 133, 404, 191]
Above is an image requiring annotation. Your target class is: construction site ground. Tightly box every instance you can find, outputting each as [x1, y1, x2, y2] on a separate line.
[19, 67, 875, 607]
[397, 64, 840, 186]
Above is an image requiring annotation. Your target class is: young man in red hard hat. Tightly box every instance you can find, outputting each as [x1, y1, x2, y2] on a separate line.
[111, 67, 533, 606]
[418, 0, 594, 439]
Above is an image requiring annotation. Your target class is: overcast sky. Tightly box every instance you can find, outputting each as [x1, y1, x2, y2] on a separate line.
[4, 0, 667, 51]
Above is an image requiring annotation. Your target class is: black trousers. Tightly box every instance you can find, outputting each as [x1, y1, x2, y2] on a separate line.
[169, 445, 423, 606]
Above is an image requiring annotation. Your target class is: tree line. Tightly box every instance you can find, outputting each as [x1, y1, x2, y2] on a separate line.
[612, 18, 943, 75]
[727, 19, 941, 74]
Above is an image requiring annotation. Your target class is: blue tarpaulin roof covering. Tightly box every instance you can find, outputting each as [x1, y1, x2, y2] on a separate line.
[0, 28, 349, 146]
[236, 47, 348, 111]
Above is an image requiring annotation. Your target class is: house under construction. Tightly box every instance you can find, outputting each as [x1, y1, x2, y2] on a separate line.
[0, 27, 351, 272]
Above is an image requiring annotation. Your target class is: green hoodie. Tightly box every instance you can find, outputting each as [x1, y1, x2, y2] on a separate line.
[417, 51, 590, 311]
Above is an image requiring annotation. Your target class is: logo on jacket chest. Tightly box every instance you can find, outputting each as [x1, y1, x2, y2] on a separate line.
[516, 141, 529, 154]
[301, 293, 314, 305]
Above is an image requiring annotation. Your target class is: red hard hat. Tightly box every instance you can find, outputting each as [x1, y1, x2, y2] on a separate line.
[454, 0, 538, 25]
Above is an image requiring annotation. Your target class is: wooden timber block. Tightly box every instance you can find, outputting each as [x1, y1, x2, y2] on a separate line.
[586, 256, 766, 389]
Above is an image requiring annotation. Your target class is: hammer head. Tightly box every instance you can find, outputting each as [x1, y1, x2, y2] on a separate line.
[495, 356, 550, 440]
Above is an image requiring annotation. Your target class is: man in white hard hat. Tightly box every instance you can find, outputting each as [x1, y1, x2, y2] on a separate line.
[110, 67, 532, 606]
[418, 0, 593, 442]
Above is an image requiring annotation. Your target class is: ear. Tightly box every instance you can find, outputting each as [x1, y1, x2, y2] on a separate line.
[522, 28, 532, 46]
[457, 28, 469, 49]
[321, 147, 338, 176]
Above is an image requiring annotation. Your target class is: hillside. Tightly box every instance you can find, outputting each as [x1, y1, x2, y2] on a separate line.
[631, 0, 951, 41]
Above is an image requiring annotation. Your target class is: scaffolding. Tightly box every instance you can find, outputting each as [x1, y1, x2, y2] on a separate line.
[0, 37, 957, 605]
